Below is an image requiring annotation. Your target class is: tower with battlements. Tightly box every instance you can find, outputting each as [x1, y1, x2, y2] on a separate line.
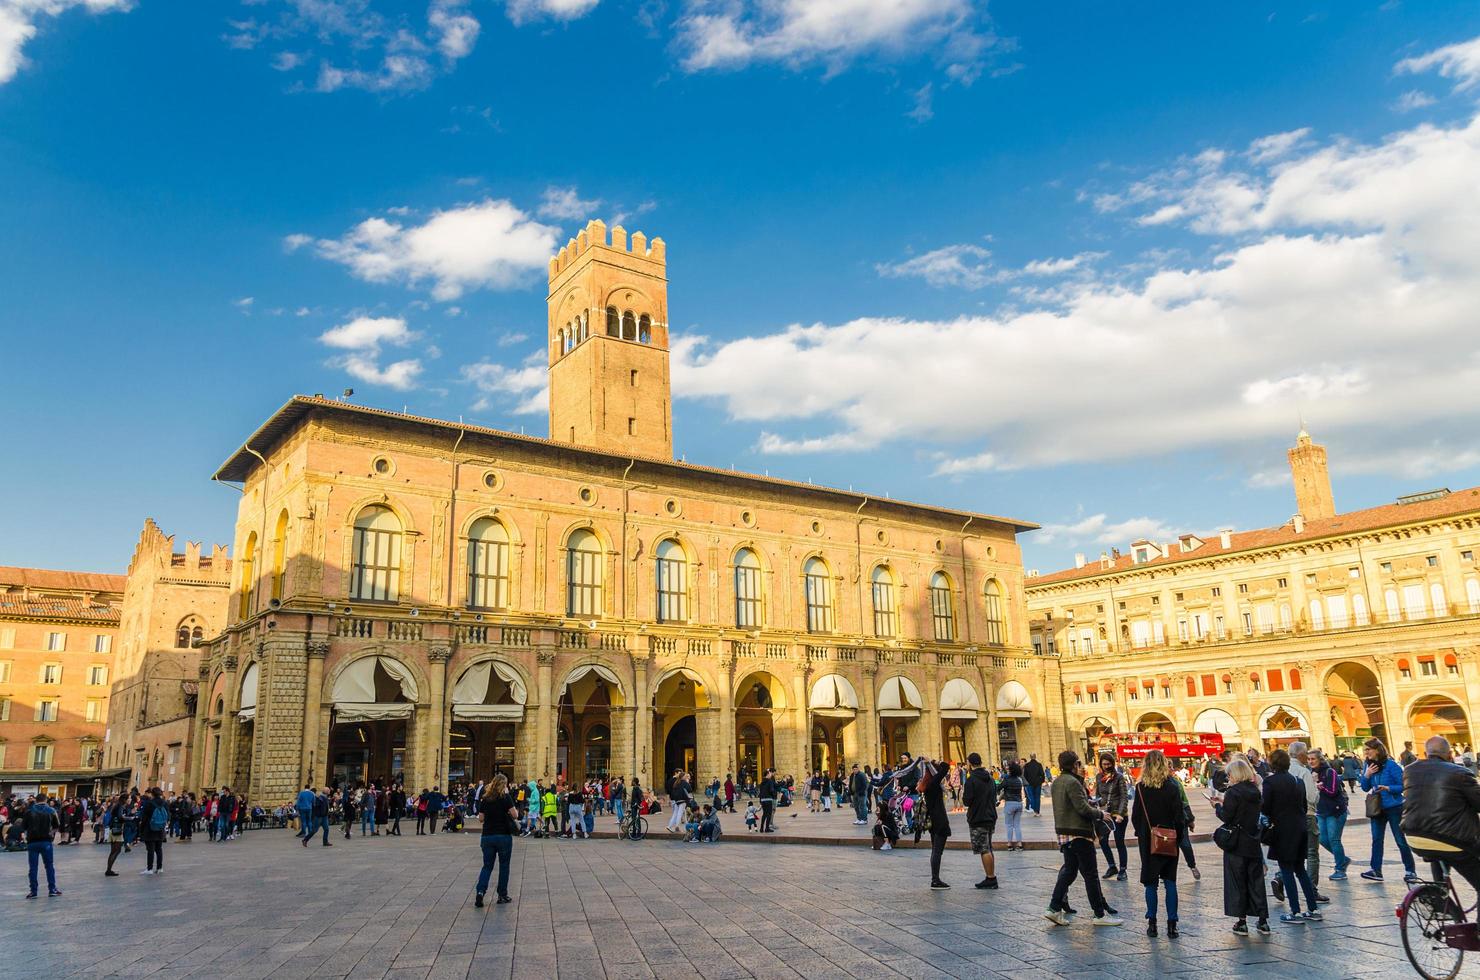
[546, 219, 673, 460]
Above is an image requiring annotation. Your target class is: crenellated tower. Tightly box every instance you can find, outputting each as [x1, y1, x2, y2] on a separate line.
[547, 219, 673, 459]
[1288, 427, 1336, 520]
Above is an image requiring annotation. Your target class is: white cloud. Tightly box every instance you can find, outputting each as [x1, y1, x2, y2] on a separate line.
[318, 315, 415, 351]
[232, 296, 255, 312]
[1035, 513, 1180, 548]
[496, 331, 529, 347]
[1396, 34, 1480, 92]
[1020, 252, 1104, 276]
[429, 0, 479, 60]
[0, 0, 130, 85]
[1394, 89, 1436, 112]
[907, 82, 933, 122]
[505, 0, 600, 25]
[463, 358, 548, 414]
[676, 0, 997, 80]
[754, 431, 874, 454]
[298, 200, 559, 300]
[876, 243, 994, 289]
[673, 93, 1480, 477]
[1246, 127, 1311, 163]
[341, 354, 423, 390]
[538, 185, 601, 221]
[930, 451, 999, 476]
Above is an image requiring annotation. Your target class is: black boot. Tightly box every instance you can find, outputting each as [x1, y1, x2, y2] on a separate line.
[1167, 920, 1179, 939]
[1146, 919, 1157, 937]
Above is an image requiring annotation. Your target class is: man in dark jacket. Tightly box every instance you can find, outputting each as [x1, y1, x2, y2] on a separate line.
[1402, 736, 1480, 894]
[757, 770, 776, 833]
[848, 765, 869, 825]
[1046, 751, 1120, 926]
[962, 753, 999, 890]
[22, 796, 61, 898]
[1023, 755, 1045, 815]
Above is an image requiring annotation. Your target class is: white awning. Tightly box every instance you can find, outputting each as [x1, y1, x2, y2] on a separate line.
[564, 663, 621, 689]
[1193, 708, 1241, 739]
[237, 662, 259, 721]
[332, 656, 419, 721]
[335, 702, 415, 723]
[995, 680, 1033, 719]
[451, 703, 525, 721]
[877, 676, 923, 717]
[939, 677, 982, 719]
[809, 674, 859, 713]
[452, 660, 527, 706]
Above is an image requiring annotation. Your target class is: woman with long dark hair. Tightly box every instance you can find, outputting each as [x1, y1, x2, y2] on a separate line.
[1357, 738, 1418, 882]
[1262, 749, 1321, 924]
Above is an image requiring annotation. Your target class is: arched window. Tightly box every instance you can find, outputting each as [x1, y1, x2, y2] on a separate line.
[579, 315, 588, 341]
[350, 505, 402, 602]
[238, 532, 257, 619]
[655, 539, 688, 623]
[804, 558, 834, 633]
[734, 548, 762, 629]
[929, 571, 955, 641]
[621, 310, 636, 341]
[638, 314, 651, 344]
[983, 579, 1005, 645]
[566, 528, 603, 617]
[467, 517, 510, 610]
[606, 306, 619, 336]
[871, 565, 897, 638]
[271, 509, 289, 600]
[175, 626, 190, 649]
[945, 724, 966, 764]
[191, 626, 203, 645]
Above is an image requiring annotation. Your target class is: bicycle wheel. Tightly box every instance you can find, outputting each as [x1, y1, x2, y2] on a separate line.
[630, 817, 647, 841]
[1401, 883, 1465, 980]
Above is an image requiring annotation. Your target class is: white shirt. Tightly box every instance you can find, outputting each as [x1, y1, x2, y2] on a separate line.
[1288, 759, 1319, 813]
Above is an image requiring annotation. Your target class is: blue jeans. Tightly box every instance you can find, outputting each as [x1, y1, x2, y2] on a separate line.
[1145, 879, 1178, 921]
[613, 798, 624, 822]
[361, 810, 375, 835]
[297, 807, 312, 836]
[1371, 804, 1416, 874]
[216, 815, 232, 840]
[27, 841, 56, 895]
[1026, 783, 1042, 814]
[1279, 864, 1318, 914]
[477, 834, 513, 898]
[1318, 812, 1349, 870]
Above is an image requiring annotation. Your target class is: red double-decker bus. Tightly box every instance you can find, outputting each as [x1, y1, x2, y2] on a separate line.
[1091, 731, 1225, 762]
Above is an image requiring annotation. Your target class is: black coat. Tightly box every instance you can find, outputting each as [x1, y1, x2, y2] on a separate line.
[1217, 780, 1268, 918]
[1402, 758, 1480, 851]
[1023, 759, 1045, 787]
[922, 762, 950, 838]
[1261, 771, 1309, 867]
[1129, 780, 1184, 885]
[963, 768, 998, 830]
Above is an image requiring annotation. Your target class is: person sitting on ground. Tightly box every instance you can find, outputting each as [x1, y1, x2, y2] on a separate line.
[696, 805, 722, 843]
[873, 795, 900, 851]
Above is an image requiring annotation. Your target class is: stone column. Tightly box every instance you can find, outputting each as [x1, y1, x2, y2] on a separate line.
[428, 645, 451, 787]
[1107, 680, 1129, 733]
[633, 656, 652, 783]
[796, 660, 813, 779]
[1300, 661, 1335, 751]
[301, 641, 329, 786]
[534, 648, 556, 780]
[859, 662, 880, 769]
[923, 663, 943, 758]
[218, 653, 241, 790]
[979, 667, 999, 767]
[1231, 670, 1256, 750]
[716, 650, 736, 778]
[187, 662, 212, 793]
[695, 705, 721, 782]
[1373, 655, 1411, 749]
[609, 705, 635, 779]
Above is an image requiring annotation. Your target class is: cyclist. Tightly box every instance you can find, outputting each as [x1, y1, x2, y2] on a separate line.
[1401, 735, 1480, 894]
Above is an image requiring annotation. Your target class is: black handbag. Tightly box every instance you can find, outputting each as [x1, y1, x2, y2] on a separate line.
[1365, 790, 1385, 819]
[1259, 819, 1277, 846]
[1212, 824, 1239, 852]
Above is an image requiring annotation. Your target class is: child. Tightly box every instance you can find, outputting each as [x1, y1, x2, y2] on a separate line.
[873, 797, 899, 852]
[899, 793, 914, 834]
[744, 802, 759, 832]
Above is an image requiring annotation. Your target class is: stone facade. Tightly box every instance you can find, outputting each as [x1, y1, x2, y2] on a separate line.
[1028, 431, 1480, 759]
[0, 566, 124, 795]
[103, 520, 232, 792]
[192, 225, 1062, 804]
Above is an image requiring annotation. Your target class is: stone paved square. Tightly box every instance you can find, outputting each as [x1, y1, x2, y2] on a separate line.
[0, 820, 1428, 979]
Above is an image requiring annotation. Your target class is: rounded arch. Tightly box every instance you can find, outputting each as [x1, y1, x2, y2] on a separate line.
[450, 655, 530, 720]
[208, 671, 227, 719]
[322, 649, 427, 707]
[1192, 707, 1241, 739]
[1134, 711, 1176, 733]
[652, 664, 711, 711]
[995, 679, 1033, 718]
[1407, 694, 1472, 746]
[877, 674, 924, 715]
[458, 509, 522, 545]
[602, 284, 656, 315]
[938, 676, 982, 718]
[730, 540, 771, 572]
[557, 660, 628, 708]
[734, 668, 788, 711]
[1083, 715, 1114, 734]
[558, 519, 613, 554]
[1258, 703, 1309, 736]
[342, 493, 417, 536]
[808, 673, 860, 712]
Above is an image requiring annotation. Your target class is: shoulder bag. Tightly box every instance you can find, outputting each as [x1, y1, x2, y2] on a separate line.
[1138, 786, 1178, 857]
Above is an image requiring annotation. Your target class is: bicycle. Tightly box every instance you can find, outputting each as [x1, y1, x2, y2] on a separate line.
[617, 811, 647, 841]
[1398, 859, 1480, 980]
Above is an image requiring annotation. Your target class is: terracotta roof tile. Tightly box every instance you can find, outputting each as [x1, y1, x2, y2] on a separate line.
[1027, 486, 1480, 588]
[0, 594, 121, 623]
[0, 566, 125, 594]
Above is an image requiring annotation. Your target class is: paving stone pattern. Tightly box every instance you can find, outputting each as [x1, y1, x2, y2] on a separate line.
[1, 823, 1423, 979]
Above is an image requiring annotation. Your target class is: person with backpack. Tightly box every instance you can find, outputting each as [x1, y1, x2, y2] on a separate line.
[138, 787, 168, 875]
[22, 796, 62, 898]
[103, 794, 127, 876]
[1312, 748, 1351, 879]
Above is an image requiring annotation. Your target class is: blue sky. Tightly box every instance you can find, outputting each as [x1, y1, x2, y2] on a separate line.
[4, 1, 1480, 577]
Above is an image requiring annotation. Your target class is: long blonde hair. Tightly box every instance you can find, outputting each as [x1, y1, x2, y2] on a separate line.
[1139, 749, 1169, 788]
[490, 774, 509, 796]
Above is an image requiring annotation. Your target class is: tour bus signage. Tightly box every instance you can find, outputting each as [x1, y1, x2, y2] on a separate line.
[1096, 732, 1224, 760]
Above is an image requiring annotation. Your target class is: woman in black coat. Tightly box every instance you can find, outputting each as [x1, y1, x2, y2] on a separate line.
[1261, 748, 1320, 923]
[1129, 750, 1185, 938]
[1215, 757, 1268, 935]
[919, 758, 952, 889]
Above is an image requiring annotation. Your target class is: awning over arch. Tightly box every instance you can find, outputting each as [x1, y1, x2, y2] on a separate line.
[451, 660, 527, 721]
[565, 663, 622, 690]
[1258, 703, 1310, 738]
[238, 662, 259, 722]
[878, 676, 923, 717]
[995, 680, 1033, 719]
[939, 678, 983, 719]
[332, 656, 419, 722]
[809, 674, 859, 715]
[1193, 707, 1240, 739]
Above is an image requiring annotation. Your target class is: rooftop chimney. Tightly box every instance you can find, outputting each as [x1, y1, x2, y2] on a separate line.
[1292, 514, 1305, 534]
[1219, 528, 1233, 549]
[1074, 553, 1086, 569]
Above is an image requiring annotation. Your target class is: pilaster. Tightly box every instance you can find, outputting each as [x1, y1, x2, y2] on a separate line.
[301, 641, 329, 786]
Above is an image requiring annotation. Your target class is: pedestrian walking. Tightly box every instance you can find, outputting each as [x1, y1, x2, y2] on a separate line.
[1000, 761, 1026, 850]
[474, 774, 517, 908]
[1023, 754, 1045, 816]
[1262, 748, 1322, 924]
[1045, 751, 1121, 927]
[1311, 749, 1350, 880]
[304, 788, 331, 847]
[667, 771, 691, 834]
[758, 769, 777, 833]
[426, 786, 446, 834]
[1279, 742, 1326, 903]
[566, 783, 587, 839]
[137, 787, 168, 875]
[1357, 737, 1419, 883]
[963, 752, 999, 890]
[103, 794, 127, 876]
[1094, 752, 1129, 882]
[1130, 750, 1184, 938]
[1215, 757, 1269, 935]
[295, 784, 315, 839]
[21, 796, 62, 898]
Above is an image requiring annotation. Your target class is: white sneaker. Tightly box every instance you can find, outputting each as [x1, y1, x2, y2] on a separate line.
[880, 842, 892, 851]
[139, 869, 154, 876]
[1092, 915, 1124, 927]
[1044, 909, 1069, 926]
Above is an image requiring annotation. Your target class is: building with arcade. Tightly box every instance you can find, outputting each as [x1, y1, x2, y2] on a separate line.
[189, 221, 1063, 804]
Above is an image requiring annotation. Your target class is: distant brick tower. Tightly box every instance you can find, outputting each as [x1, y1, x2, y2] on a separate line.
[546, 219, 673, 459]
[1288, 427, 1336, 520]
